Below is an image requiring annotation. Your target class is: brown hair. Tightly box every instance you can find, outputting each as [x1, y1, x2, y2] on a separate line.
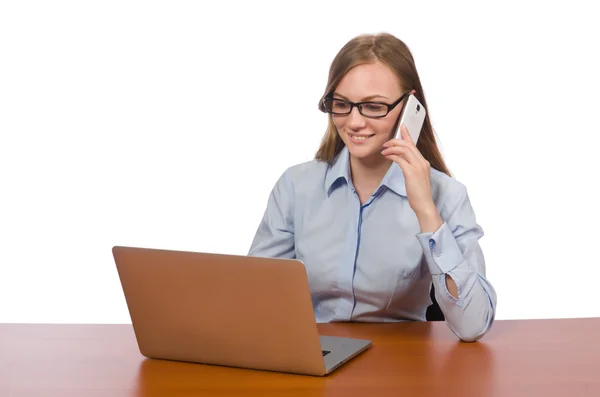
[315, 33, 451, 177]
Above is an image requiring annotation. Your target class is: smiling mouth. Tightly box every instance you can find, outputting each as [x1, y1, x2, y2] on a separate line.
[349, 134, 375, 141]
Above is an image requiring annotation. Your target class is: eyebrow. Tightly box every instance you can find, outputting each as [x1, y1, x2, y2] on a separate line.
[333, 92, 389, 101]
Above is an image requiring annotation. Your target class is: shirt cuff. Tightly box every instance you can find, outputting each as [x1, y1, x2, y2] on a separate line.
[416, 222, 465, 275]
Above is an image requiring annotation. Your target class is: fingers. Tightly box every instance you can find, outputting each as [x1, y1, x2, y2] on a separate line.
[385, 125, 416, 148]
[382, 128, 430, 175]
[383, 153, 411, 173]
[400, 124, 413, 143]
[381, 144, 420, 167]
[383, 125, 425, 165]
[382, 134, 420, 164]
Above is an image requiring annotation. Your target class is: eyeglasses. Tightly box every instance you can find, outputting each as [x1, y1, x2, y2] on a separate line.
[321, 92, 409, 119]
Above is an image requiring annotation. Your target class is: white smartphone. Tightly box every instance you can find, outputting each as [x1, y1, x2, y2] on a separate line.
[395, 94, 426, 143]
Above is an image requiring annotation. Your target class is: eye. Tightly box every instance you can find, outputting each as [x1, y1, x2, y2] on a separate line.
[363, 103, 386, 112]
[332, 100, 350, 111]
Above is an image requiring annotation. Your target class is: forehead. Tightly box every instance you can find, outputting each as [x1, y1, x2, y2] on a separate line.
[335, 61, 402, 99]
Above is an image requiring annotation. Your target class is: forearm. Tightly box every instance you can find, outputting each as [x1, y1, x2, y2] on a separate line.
[416, 219, 496, 342]
[415, 209, 460, 299]
[416, 205, 444, 235]
[431, 267, 496, 342]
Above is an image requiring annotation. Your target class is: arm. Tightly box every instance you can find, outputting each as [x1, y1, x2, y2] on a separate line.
[415, 187, 497, 342]
[416, 210, 460, 297]
[248, 169, 296, 259]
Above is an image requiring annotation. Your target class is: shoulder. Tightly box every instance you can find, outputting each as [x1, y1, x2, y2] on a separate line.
[266, 160, 329, 210]
[278, 159, 330, 190]
[430, 167, 466, 195]
[284, 159, 329, 179]
[429, 167, 470, 216]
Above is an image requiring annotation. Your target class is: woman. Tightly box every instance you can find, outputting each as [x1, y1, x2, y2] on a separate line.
[248, 32, 497, 342]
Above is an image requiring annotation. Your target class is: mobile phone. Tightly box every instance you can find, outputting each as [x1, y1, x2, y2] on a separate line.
[395, 94, 426, 143]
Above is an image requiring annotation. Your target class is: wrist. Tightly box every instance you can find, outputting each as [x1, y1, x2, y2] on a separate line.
[415, 204, 443, 233]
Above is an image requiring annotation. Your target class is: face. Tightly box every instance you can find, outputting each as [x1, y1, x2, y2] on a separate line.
[332, 61, 405, 163]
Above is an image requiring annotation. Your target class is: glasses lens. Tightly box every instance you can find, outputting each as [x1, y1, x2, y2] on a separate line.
[324, 98, 351, 114]
[359, 103, 388, 117]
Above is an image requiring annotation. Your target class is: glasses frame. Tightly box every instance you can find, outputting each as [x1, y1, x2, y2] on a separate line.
[321, 92, 409, 119]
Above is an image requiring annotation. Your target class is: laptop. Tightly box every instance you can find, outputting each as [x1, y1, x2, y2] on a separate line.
[112, 246, 372, 376]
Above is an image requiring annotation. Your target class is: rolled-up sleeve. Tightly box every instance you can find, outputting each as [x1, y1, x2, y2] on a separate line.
[248, 169, 296, 259]
[416, 186, 497, 342]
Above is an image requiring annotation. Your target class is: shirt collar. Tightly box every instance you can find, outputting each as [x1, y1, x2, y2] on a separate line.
[325, 146, 407, 197]
[380, 161, 407, 197]
[325, 146, 351, 195]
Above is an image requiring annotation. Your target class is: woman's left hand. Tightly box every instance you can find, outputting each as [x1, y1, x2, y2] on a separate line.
[381, 124, 439, 223]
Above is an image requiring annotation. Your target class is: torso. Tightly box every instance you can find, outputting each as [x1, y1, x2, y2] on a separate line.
[248, 148, 466, 323]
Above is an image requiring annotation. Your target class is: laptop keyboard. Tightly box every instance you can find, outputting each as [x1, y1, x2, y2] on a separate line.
[322, 350, 331, 357]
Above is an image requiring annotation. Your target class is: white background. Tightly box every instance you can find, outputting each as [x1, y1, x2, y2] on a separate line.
[1, 1, 598, 324]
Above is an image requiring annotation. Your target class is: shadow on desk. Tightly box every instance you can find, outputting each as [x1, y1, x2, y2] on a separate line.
[432, 342, 495, 394]
[135, 357, 330, 397]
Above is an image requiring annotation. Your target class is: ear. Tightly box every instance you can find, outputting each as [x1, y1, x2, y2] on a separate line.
[409, 89, 416, 95]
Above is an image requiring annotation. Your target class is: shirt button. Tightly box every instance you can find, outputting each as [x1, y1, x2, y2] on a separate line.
[429, 239, 440, 257]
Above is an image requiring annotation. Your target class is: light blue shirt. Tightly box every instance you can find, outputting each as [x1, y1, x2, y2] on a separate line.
[248, 146, 497, 342]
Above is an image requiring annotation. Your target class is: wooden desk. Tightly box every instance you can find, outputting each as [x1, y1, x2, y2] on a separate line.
[1, 318, 599, 396]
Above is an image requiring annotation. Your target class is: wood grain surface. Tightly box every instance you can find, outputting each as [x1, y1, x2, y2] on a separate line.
[1, 318, 599, 396]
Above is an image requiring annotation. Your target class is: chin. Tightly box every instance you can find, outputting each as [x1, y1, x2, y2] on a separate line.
[345, 144, 382, 161]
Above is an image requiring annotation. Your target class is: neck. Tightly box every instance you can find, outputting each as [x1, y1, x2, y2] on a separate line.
[349, 154, 392, 190]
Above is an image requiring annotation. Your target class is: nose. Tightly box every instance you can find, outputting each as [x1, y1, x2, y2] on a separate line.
[346, 106, 367, 130]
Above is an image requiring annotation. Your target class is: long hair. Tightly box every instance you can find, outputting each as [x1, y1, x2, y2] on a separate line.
[315, 33, 451, 177]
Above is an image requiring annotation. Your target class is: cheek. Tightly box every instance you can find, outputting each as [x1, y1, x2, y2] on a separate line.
[332, 117, 345, 132]
[373, 119, 397, 137]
